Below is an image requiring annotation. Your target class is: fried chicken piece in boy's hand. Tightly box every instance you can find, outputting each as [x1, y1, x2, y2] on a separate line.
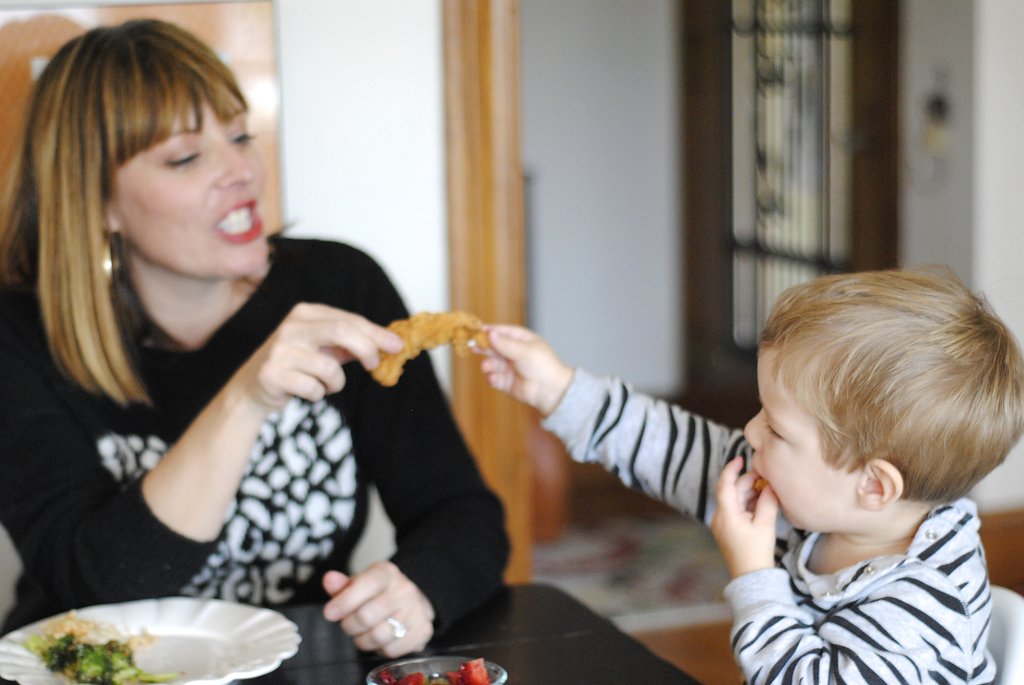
[372, 311, 489, 387]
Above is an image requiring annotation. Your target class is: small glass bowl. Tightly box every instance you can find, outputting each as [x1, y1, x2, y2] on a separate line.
[365, 655, 508, 685]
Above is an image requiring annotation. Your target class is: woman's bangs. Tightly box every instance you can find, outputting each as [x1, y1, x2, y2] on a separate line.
[110, 55, 246, 163]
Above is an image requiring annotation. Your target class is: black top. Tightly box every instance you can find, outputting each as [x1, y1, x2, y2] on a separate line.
[0, 237, 508, 634]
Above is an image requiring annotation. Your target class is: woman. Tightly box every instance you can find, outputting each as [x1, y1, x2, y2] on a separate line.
[0, 19, 508, 657]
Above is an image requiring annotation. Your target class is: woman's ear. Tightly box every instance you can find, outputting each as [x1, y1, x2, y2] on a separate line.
[105, 209, 122, 234]
[857, 459, 904, 511]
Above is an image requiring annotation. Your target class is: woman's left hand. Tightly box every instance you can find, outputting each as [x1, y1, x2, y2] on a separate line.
[321, 562, 435, 657]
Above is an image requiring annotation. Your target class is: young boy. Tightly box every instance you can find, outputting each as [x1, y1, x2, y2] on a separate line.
[480, 268, 1024, 683]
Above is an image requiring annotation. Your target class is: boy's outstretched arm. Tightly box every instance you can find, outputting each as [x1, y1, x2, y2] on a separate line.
[483, 328, 749, 524]
[480, 324, 574, 416]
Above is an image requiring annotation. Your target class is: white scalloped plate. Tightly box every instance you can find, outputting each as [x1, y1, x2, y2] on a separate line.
[0, 597, 301, 685]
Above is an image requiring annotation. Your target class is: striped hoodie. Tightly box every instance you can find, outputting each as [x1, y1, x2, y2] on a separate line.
[544, 369, 997, 684]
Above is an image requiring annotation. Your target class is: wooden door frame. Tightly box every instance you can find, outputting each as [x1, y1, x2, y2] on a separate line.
[680, 0, 899, 428]
[443, 0, 534, 582]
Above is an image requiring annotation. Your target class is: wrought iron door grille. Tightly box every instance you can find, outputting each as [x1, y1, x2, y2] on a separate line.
[730, 0, 853, 349]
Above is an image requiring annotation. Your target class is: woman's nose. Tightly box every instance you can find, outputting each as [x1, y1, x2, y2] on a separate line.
[218, 145, 259, 188]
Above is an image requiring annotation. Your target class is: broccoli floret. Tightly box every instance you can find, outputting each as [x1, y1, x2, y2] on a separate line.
[24, 634, 176, 685]
[105, 641, 136, 675]
[33, 634, 78, 672]
[72, 644, 112, 684]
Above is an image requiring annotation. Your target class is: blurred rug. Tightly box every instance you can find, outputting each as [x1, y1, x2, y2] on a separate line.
[532, 515, 731, 632]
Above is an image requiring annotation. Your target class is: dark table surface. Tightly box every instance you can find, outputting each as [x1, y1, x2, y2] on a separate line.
[255, 583, 704, 685]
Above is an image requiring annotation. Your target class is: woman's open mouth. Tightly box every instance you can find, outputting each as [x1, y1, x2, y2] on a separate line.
[216, 204, 262, 243]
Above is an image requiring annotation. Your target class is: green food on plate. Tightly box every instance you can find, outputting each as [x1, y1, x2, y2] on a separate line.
[24, 633, 176, 685]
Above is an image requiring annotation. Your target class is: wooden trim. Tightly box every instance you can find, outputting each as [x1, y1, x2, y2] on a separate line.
[632, 620, 741, 685]
[980, 508, 1024, 592]
[443, 0, 534, 582]
[850, 0, 900, 269]
[680, 0, 761, 427]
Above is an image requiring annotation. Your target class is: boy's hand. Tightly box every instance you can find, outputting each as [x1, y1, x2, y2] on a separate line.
[479, 325, 574, 416]
[710, 457, 778, 578]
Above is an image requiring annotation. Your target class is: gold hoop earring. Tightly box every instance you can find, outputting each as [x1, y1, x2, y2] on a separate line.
[102, 243, 113, 278]
[103, 232, 123, 283]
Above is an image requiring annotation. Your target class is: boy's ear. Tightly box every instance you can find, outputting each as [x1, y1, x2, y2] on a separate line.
[857, 459, 904, 511]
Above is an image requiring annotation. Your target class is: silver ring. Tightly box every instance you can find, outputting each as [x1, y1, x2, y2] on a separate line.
[386, 616, 407, 639]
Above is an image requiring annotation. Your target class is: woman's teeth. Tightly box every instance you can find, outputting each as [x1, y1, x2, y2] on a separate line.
[217, 207, 252, 235]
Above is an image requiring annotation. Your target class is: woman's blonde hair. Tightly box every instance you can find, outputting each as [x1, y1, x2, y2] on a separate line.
[760, 267, 1024, 502]
[0, 19, 247, 404]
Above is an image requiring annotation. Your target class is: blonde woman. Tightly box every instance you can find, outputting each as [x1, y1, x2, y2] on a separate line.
[0, 19, 507, 657]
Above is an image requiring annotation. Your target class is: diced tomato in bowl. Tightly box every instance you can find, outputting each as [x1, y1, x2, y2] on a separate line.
[366, 656, 506, 685]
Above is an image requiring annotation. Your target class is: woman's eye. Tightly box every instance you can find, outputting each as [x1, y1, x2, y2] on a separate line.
[167, 153, 199, 168]
[233, 132, 255, 146]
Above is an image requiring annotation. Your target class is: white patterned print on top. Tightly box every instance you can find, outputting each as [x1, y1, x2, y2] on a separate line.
[96, 397, 359, 605]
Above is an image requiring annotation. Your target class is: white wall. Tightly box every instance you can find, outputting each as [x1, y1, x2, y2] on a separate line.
[521, 0, 682, 397]
[968, 0, 1024, 512]
[899, 0, 973, 279]
[900, 0, 1024, 512]
[273, 1, 448, 328]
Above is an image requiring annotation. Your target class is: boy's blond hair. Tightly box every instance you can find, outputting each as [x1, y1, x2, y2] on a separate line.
[760, 267, 1024, 502]
[0, 19, 247, 405]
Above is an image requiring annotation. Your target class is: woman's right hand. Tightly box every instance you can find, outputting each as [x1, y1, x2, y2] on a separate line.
[143, 304, 403, 540]
[237, 303, 404, 413]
